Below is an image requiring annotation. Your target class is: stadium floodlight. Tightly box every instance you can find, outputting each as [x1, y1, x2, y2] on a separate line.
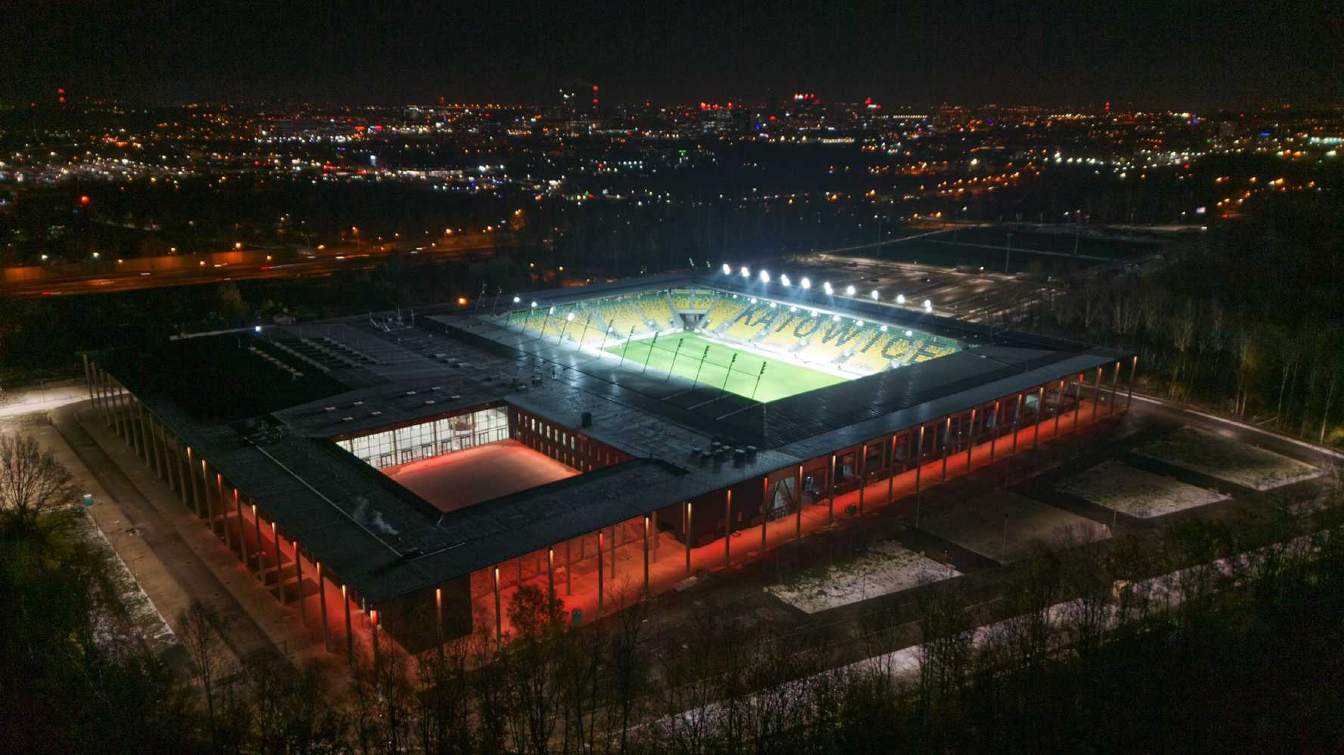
[822, 281, 834, 295]
[548, 306, 555, 314]
[870, 290, 880, 300]
[845, 284, 856, 296]
[832, 314, 841, 322]
[896, 293, 906, 305]
[780, 273, 791, 287]
[530, 301, 538, 308]
[513, 296, 521, 303]
[759, 269, 770, 283]
[880, 325, 888, 332]
[721, 263, 732, 275]
[566, 312, 575, 321]
[740, 265, 751, 278]
[254, 325, 263, 333]
[905, 329, 913, 337]
[800, 276, 812, 290]
[922, 299, 933, 312]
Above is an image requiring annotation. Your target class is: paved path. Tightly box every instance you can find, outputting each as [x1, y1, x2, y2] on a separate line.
[50, 403, 308, 674]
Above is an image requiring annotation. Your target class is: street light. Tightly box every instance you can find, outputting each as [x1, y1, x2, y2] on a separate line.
[870, 290, 880, 300]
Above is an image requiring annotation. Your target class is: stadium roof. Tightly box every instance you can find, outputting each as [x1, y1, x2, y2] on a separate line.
[105, 272, 1128, 605]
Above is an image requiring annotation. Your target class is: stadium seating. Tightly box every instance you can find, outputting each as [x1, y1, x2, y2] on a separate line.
[492, 289, 960, 370]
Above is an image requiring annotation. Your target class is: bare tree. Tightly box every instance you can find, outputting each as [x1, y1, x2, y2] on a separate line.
[178, 599, 226, 743]
[0, 432, 76, 529]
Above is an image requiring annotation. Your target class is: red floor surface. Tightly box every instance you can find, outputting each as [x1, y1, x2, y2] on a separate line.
[382, 439, 579, 512]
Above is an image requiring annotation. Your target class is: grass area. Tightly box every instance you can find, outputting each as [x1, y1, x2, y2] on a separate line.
[607, 332, 844, 402]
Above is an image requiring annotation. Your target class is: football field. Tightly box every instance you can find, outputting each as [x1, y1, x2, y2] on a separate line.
[607, 332, 844, 402]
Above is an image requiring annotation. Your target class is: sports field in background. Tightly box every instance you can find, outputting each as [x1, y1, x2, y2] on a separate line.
[607, 332, 844, 402]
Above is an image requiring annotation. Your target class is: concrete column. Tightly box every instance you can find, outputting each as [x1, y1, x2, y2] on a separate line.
[235, 490, 248, 564]
[1109, 362, 1121, 415]
[294, 540, 304, 621]
[548, 547, 556, 602]
[565, 539, 573, 596]
[760, 476, 768, 548]
[966, 408, 977, 472]
[941, 416, 951, 482]
[826, 456, 836, 523]
[887, 433, 898, 504]
[990, 399, 1001, 460]
[1127, 355, 1138, 411]
[186, 448, 203, 518]
[319, 564, 329, 650]
[795, 465, 804, 538]
[1053, 380, 1065, 436]
[1033, 387, 1044, 449]
[857, 444, 868, 513]
[343, 584, 354, 662]
[915, 425, 925, 492]
[597, 530, 605, 615]
[1074, 374, 1084, 428]
[1012, 393, 1023, 453]
[82, 354, 95, 404]
[724, 490, 732, 567]
[684, 502, 692, 575]
[1092, 367, 1103, 421]
[252, 504, 263, 578]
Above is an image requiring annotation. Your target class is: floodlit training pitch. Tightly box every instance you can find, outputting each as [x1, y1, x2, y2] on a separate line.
[608, 332, 845, 402]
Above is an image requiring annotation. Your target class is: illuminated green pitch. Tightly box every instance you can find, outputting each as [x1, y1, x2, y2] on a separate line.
[607, 332, 844, 402]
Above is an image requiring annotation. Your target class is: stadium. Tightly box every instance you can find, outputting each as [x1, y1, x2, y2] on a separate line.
[83, 268, 1135, 662]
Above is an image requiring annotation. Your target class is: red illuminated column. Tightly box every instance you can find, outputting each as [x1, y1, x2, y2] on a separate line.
[1033, 387, 1044, 449]
[1012, 393, 1023, 453]
[597, 530, 605, 615]
[760, 477, 768, 548]
[990, 399, 1001, 460]
[888, 433, 898, 504]
[547, 547, 555, 602]
[966, 408, 978, 472]
[858, 444, 868, 513]
[1053, 380, 1065, 436]
[642, 516, 650, 593]
[795, 465, 804, 538]
[684, 502, 693, 575]
[941, 416, 951, 482]
[826, 456, 836, 523]
[1091, 367, 1103, 421]
[915, 425, 925, 492]
[1127, 355, 1138, 410]
[234, 490, 247, 564]
[1109, 362, 1121, 415]
[492, 568, 502, 641]
[724, 490, 733, 566]
[318, 563, 329, 650]
[1074, 374, 1084, 428]
[343, 584, 353, 663]
[293, 539, 303, 621]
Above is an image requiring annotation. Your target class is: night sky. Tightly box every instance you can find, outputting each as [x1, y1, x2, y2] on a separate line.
[6, 0, 1341, 107]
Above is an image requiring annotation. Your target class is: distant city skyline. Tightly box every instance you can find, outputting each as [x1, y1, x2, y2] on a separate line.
[5, 0, 1341, 109]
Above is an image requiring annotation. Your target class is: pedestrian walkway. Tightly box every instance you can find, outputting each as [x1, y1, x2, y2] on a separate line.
[53, 402, 328, 674]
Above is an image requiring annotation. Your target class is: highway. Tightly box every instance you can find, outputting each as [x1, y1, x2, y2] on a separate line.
[0, 239, 498, 299]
